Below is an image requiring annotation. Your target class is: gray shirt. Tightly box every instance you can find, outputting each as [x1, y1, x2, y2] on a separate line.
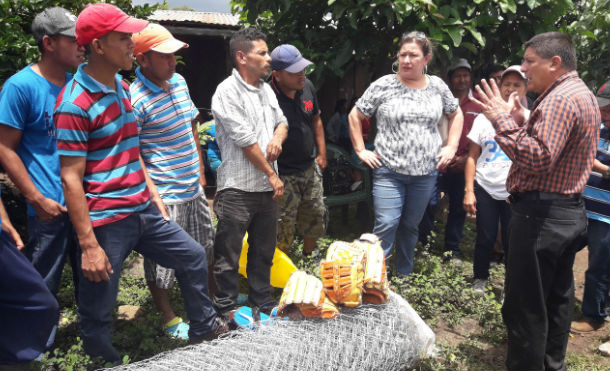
[212, 69, 287, 192]
[357, 74, 458, 175]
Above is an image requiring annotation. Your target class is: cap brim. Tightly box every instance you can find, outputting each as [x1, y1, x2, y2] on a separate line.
[284, 58, 313, 73]
[58, 25, 76, 38]
[151, 38, 189, 54]
[597, 96, 610, 107]
[114, 17, 149, 34]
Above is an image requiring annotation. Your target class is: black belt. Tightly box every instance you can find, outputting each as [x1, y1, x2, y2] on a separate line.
[509, 191, 581, 203]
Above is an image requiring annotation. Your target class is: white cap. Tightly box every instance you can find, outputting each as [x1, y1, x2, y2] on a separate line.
[501, 65, 526, 81]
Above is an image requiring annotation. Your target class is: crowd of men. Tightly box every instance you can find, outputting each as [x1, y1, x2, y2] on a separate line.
[0, 3, 608, 371]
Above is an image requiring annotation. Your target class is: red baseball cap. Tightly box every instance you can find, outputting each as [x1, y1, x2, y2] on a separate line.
[75, 3, 149, 46]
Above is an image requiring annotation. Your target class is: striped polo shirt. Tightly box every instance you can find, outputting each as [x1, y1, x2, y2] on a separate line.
[55, 64, 150, 227]
[584, 126, 610, 223]
[130, 68, 201, 204]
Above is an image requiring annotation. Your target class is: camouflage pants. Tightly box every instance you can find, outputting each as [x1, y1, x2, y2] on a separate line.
[277, 162, 328, 252]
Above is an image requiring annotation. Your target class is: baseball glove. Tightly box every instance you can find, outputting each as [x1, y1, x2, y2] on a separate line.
[353, 233, 389, 304]
[278, 271, 339, 319]
[320, 241, 365, 307]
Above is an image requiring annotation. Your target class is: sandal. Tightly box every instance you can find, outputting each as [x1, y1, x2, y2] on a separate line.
[164, 317, 190, 340]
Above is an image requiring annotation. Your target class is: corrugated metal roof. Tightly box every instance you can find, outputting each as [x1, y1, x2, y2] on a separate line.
[148, 9, 240, 28]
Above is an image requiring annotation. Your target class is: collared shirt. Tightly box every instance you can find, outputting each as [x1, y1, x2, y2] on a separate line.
[271, 77, 321, 175]
[492, 71, 600, 194]
[211, 69, 287, 192]
[130, 68, 201, 205]
[584, 125, 610, 223]
[0, 66, 72, 216]
[55, 64, 150, 227]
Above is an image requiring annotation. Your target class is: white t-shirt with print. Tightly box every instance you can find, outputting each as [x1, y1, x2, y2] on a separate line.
[467, 110, 530, 200]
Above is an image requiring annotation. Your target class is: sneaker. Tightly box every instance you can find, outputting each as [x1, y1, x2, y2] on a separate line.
[473, 279, 487, 295]
[163, 317, 189, 340]
[571, 318, 605, 333]
[599, 341, 610, 357]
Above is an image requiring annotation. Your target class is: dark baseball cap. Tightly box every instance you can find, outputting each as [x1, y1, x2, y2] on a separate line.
[270, 44, 312, 73]
[596, 80, 610, 107]
[32, 7, 77, 43]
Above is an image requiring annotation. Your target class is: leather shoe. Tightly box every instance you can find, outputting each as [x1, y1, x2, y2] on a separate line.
[189, 317, 230, 344]
[571, 318, 605, 333]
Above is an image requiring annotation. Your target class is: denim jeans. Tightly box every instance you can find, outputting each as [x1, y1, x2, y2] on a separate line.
[418, 176, 440, 246]
[581, 218, 610, 324]
[213, 189, 278, 313]
[77, 204, 216, 362]
[25, 213, 78, 296]
[473, 183, 511, 279]
[0, 231, 58, 365]
[372, 166, 437, 275]
[502, 197, 587, 371]
[440, 171, 467, 256]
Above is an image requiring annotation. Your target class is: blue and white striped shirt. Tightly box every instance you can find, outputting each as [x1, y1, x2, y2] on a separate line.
[130, 68, 201, 205]
[583, 125, 610, 224]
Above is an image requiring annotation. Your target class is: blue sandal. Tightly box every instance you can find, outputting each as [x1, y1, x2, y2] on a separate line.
[164, 317, 189, 340]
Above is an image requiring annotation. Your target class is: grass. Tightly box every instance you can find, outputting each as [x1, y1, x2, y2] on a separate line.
[31, 201, 608, 370]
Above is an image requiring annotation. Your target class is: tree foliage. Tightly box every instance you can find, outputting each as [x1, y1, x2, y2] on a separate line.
[232, 0, 609, 89]
[0, 0, 164, 84]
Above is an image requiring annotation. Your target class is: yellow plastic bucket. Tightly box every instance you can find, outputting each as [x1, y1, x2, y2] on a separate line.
[238, 233, 297, 288]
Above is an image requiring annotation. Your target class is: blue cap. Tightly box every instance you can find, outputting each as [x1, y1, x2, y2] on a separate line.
[270, 44, 313, 73]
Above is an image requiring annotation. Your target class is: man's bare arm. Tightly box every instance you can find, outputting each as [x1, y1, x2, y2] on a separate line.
[242, 143, 284, 200]
[312, 115, 327, 170]
[60, 155, 113, 282]
[191, 118, 207, 188]
[266, 123, 288, 162]
[0, 125, 66, 220]
[0, 194, 24, 249]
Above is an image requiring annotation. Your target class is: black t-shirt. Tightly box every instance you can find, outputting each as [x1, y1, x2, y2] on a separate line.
[271, 77, 321, 175]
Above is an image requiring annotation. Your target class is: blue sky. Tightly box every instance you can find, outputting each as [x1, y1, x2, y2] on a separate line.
[132, 0, 232, 13]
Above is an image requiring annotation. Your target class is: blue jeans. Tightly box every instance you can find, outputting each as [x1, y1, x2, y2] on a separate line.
[473, 184, 511, 279]
[581, 218, 610, 324]
[372, 166, 437, 275]
[418, 176, 440, 246]
[77, 204, 217, 362]
[0, 231, 58, 365]
[440, 171, 467, 256]
[25, 213, 78, 296]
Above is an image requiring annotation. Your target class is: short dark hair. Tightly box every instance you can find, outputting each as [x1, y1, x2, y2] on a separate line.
[398, 31, 434, 59]
[230, 27, 267, 66]
[524, 32, 576, 71]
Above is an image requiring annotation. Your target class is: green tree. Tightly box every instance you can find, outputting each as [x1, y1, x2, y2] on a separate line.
[232, 0, 609, 88]
[0, 0, 165, 84]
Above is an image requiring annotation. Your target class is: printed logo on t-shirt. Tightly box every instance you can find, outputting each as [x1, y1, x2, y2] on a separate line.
[303, 99, 313, 112]
[44, 111, 56, 138]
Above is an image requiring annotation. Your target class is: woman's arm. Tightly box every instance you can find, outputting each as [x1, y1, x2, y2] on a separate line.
[437, 107, 464, 170]
[349, 107, 381, 168]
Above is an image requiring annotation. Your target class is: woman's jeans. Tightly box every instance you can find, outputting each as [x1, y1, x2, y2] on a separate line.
[372, 166, 437, 275]
[473, 183, 511, 279]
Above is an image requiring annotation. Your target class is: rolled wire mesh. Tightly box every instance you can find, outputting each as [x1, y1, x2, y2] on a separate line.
[109, 291, 435, 371]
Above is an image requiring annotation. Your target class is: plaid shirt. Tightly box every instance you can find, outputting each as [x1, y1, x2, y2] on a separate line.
[492, 71, 600, 195]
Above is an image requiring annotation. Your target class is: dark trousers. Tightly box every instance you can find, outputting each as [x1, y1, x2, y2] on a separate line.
[0, 231, 58, 365]
[473, 184, 511, 279]
[418, 177, 440, 246]
[503, 196, 587, 371]
[213, 189, 278, 313]
[581, 218, 610, 323]
[441, 171, 466, 256]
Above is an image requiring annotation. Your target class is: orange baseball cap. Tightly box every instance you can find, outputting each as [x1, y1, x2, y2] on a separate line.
[133, 23, 188, 55]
